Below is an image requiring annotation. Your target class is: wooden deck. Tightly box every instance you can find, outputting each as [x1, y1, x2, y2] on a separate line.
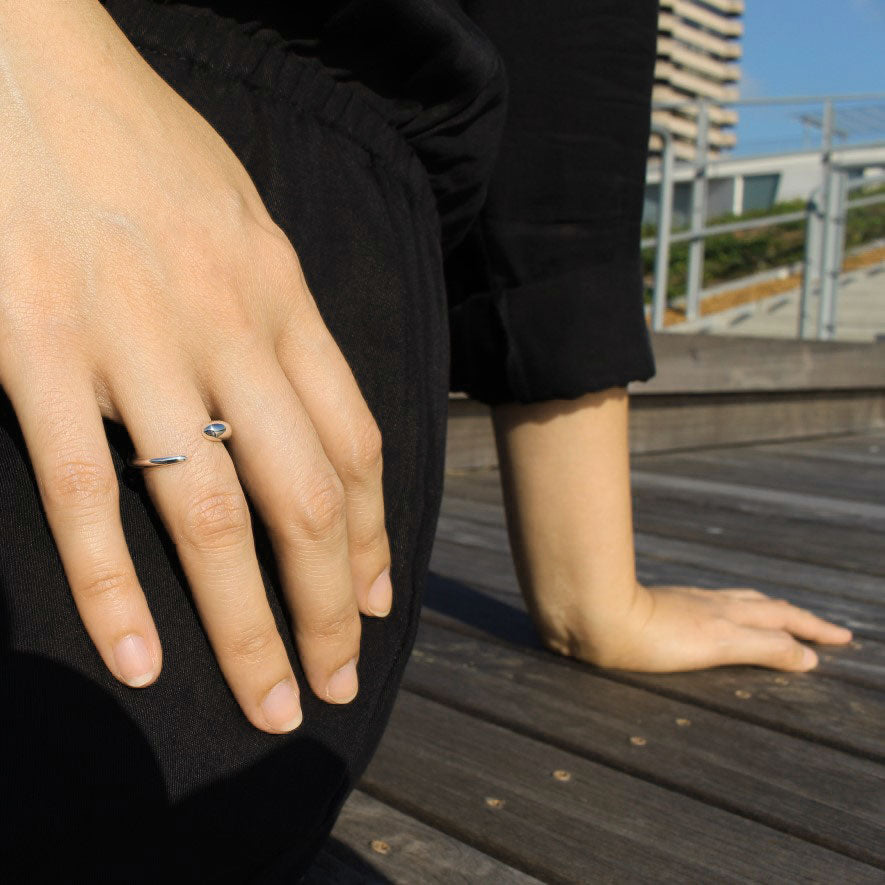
[307, 429, 885, 883]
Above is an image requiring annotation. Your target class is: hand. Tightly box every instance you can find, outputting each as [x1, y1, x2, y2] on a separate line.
[544, 580, 854, 672]
[491, 388, 854, 676]
[0, 1, 393, 733]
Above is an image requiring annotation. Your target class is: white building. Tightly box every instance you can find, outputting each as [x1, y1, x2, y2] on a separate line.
[643, 143, 885, 229]
[651, 0, 743, 163]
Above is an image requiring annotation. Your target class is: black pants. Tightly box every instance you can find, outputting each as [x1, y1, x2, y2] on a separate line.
[0, 4, 452, 881]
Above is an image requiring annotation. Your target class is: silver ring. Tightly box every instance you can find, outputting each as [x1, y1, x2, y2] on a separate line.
[127, 421, 232, 468]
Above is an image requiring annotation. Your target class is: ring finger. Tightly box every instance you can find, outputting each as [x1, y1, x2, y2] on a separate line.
[112, 362, 303, 734]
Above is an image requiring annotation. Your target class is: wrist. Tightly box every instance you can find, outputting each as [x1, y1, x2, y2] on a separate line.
[533, 575, 653, 666]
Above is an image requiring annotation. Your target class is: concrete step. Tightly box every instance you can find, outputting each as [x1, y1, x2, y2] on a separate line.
[670, 260, 885, 341]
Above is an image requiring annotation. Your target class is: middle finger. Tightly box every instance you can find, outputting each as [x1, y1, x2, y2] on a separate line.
[206, 352, 362, 706]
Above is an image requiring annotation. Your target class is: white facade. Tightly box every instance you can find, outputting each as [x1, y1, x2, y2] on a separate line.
[643, 144, 885, 228]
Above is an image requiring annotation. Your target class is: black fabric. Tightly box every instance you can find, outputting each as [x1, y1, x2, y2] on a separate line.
[2, 2, 450, 881]
[2, 0, 660, 879]
[160, 0, 659, 404]
[446, 0, 659, 403]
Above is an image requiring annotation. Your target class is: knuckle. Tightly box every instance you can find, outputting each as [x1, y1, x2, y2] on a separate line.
[221, 622, 279, 666]
[77, 568, 132, 610]
[351, 518, 388, 556]
[341, 417, 383, 482]
[262, 225, 299, 268]
[259, 227, 305, 291]
[308, 606, 359, 643]
[289, 473, 346, 541]
[772, 633, 797, 659]
[180, 486, 250, 551]
[218, 183, 250, 224]
[203, 295, 267, 362]
[44, 455, 116, 511]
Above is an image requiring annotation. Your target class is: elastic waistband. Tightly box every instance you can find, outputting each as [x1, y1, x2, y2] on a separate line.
[99, 0, 440, 222]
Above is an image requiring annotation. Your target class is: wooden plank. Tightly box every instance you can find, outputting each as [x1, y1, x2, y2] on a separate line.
[431, 508, 885, 690]
[425, 542, 885, 758]
[750, 432, 885, 463]
[598, 665, 885, 763]
[628, 484, 885, 576]
[429, 532, 885, 698]
[443, 469, 885, 598]
[628, 469, 885, 525]
[631, 530, 885, 611]
[360, 690, 884, 883]
[630, 447, 885, 506]
[434, 504, 885, 615]
[421, 565, 885, 761]
[306, 789, 541, 884]
[402, 619, 885, 867]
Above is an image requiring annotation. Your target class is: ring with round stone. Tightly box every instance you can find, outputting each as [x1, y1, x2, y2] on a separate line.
[127, 421, 232, 468]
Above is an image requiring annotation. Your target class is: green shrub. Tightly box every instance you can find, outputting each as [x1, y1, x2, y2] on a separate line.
[642, 185, 885, 303]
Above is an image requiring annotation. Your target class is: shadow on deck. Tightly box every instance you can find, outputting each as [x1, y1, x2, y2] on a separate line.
[307, 426, 885, 883]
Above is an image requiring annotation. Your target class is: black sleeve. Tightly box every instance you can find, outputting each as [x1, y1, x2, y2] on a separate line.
[444, 0, 659, 405]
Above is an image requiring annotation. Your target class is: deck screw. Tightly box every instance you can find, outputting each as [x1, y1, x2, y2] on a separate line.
[553, 769, 572, 781]
[774, 676, 789, 685]
[675, 717, 691, 727]
[735, 689, 752, 699]
[485, 797, 505, 809]
[630, 736, 647, 746]
[370, 840, 390, 855]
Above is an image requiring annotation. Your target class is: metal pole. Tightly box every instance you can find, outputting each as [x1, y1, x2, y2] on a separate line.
[823, 169, 848, 337]
[818, 167, 843, 340]
[685, 99, 709, 322]
[652, 128, 675, 331]
[797, 191, 821, 338]
[815, 98, 834, 339]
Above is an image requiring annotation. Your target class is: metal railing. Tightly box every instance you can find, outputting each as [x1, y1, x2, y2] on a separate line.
[643, 94, 885, 337]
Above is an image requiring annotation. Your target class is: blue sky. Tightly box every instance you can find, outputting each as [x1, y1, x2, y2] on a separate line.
[735, 0, 885, 154]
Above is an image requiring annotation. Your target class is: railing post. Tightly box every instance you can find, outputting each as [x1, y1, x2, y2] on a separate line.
[685, 99, 709, 322]
[823, 169, 849, 338]
[818, 167, 844, 340]
[652, 127, 675, 331]
[797, 191, 821, 339]
[815, 98, 835, 339]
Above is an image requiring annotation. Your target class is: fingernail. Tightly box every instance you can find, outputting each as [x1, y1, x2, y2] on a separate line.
[802, 647, 818, 668]
[367, 567, 392, 616]
[113, 634, 155, 687]
[261, 678, 303, 732]
[326, 657, 358, 703]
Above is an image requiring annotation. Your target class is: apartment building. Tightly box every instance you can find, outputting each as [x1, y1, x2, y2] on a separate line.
[650, 0, 744, 163]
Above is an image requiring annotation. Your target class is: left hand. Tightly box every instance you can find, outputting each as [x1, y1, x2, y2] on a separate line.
[546, 581, 854, 673]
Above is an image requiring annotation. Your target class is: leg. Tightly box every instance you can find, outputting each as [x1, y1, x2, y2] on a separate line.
[0, 3, 449, 880]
